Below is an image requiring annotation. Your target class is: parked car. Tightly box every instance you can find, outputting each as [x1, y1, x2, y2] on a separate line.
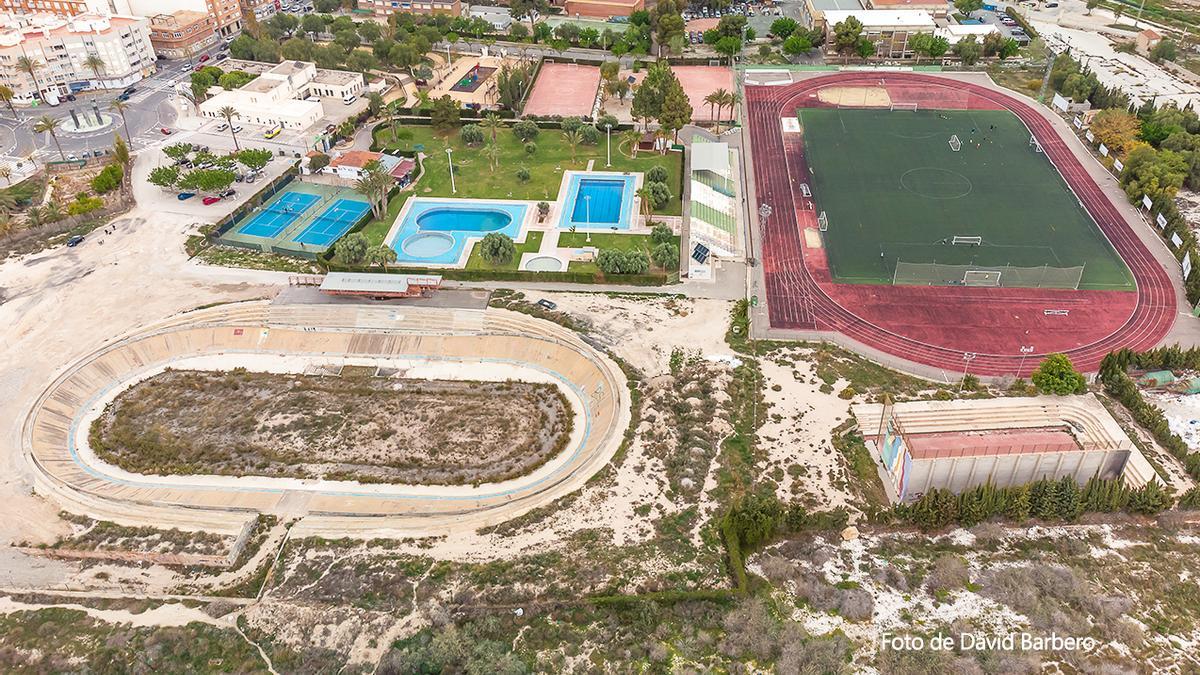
[215, 53, 228, 61]
[65, 94, 76, 102]
[177, 192, 196, 200]
[66, 235, 84, 247]
[537, 299, 557, 311]
[160, 127, 172, 135]
[116, 92, 131, 102]
[66, 153, 78, 161]
[122, 86, 136, 95]
[231, 125, 242, 133]
[215, 122, 229, 132]
[198, 54, 210, 63]
[218, 188, 236, 198]
[202, 195, 221, 205]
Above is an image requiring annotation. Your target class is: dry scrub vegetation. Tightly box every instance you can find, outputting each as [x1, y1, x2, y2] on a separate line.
[91, 369, 573, 485]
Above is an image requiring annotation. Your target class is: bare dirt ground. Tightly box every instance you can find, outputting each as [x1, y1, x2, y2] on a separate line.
[91, 369, 572, 485]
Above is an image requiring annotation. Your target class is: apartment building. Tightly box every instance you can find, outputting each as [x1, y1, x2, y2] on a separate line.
[360, 0, 462, 17]
[0, 12, 156, 103]
[198, 59, 365, 130]
[148, 10, 217, 59]
[819, 10, 935, 58]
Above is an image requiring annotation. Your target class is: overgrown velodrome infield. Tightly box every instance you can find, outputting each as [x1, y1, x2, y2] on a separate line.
[745, 72, 1176, 377]
[22, 302, 629, 536]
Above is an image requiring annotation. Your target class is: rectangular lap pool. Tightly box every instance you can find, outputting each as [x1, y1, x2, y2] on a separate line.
[558, 173, 636, 231]
[389, 199, 528, 266]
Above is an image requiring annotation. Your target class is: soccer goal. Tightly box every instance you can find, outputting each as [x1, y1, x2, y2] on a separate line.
[800, 183, 812, 198]
[1029, 135, 1044, 153]
[949, 134, 962, 152]
[952, 235, 983, 246]
[964, 270, 1002, 287]
[891, 102, 918, 112]
[817, 211, 829, 232]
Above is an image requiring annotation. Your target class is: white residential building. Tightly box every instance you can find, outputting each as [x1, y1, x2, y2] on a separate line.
[0, 12, 156, 104]
[819, 10, 935, 58]
[198, 60, 365, 131]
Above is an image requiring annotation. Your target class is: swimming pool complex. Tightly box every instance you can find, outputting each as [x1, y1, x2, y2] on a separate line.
[558, 173, 637, 231]
[389, 199, 528, 266]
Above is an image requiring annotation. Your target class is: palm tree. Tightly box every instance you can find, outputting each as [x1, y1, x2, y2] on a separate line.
[16, 56, 43, 102]
[33, 115, 65, 160]
[25, 205, 45, 229]
[562, 128, 583, 164]
[386, 100, 404, 144]
[82, 54, 106, 88]
[0, 165, 12, 186]
[704, 90, 725, 131]
[354, 175, 381, 218]
[0, 85, 14, 118]
[653, 127, 670, 155]
[43, 201, 63, 223]
[0, 215, 15, 240]
[108, 99, 132, 142]
[724, 91, 741, 129]
[218, 106, 241, 151]
[621, 129, 641, 159]
[0, 191, 16, 215]
[635, 186, 654, 222]
[366, 163, 392, 215]
[481, 112, 503, 143]
[483, 142, 500, 173]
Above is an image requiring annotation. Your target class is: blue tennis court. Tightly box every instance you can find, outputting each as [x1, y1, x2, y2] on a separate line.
[291, 198, 373, 247]
[236, 191, 320, 239]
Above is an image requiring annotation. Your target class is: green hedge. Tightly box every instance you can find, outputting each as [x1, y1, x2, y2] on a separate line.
[321, 261, 672, 286]
[1004, 7, 1039, 39]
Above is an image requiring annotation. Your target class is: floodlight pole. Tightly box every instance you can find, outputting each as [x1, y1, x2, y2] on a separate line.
[446, 147, 456, 193]
[959, 352, 977, 392]
[1018, 345, 1035, 377]
[605, 123, 612, 168]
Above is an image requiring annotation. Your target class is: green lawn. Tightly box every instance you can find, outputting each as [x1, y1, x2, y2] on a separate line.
[558, 232, 678, 274]
[798, 108, 1134, 290]
[376, 125, 685, 216]
[465, 230, 544, 271]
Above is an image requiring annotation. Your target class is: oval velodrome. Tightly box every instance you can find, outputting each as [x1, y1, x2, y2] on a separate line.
[23, 302, 630, 531]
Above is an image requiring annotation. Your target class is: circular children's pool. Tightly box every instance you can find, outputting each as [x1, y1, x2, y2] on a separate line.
[525, 256, 564, 272]
[402, 232, 456, 258]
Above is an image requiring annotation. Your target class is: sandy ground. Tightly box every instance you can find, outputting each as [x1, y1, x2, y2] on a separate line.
[0, 149, 288, 586]
[524, 292, 736, 376]
[757, 351, 856, 512]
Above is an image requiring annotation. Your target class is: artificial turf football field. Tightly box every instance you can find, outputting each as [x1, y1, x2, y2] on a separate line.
[797, 108, 1135, 290]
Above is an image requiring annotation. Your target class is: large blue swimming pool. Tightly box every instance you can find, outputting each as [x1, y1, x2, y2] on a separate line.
[390, 199, 527, 266]
[559, 173, 637, 230]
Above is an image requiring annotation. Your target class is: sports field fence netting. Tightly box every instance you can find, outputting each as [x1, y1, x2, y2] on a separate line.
[893, 261, 1085, 289]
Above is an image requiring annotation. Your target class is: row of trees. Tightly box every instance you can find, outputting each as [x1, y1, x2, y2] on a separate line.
[149, 145, 273, 194]
[1100, 348, 1200, 481]
[631, 61, 695, 143]
[895, 476, 1173, 531]
[334, 231, 397, 269]
[1052, 50, 1200, 303]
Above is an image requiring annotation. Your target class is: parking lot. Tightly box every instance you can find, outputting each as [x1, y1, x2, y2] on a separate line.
[968, 7, 1034, 45]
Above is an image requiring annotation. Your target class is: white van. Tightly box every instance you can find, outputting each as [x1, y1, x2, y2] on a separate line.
[342, 93, 357, 105]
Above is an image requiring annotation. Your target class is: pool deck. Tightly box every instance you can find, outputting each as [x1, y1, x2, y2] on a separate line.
[385, 165, 677, 271]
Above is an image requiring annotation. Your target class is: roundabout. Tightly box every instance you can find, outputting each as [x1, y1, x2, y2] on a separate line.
[23, 301, 630, 535]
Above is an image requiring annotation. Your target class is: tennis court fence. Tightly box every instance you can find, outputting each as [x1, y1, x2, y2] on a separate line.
[893, 261, 1084, 289]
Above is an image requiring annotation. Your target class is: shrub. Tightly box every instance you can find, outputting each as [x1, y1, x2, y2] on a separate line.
[479, 232, 516, 265]
[650, 222, 673, 244]
[646, 165, 669, 183]
[646, 180, 672, 209]
[596, 113, 618, 130]
[651, 242, 677, 270]
[90, 163, 123, 194]
[309, 153, 330, 172]
[523, 141, 537, 155]
[67, 193, 104, 215]
[1031, 353, 1086, 395]
[513, 119, 539, 142]
[596, 249, 650, 275]
[461, 124, 484, 146]
[580, 125, 600, 145]
[537, 201, 550, 219]
[561, 116, 583, 133]
[334, 232, 369, 264]
[515, 167, 530, 182]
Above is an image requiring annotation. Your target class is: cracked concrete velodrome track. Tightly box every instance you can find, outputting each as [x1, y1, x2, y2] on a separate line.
[22, 301, 630, 537]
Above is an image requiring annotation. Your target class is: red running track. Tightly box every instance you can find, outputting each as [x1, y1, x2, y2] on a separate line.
[746, 73, 1176, 377]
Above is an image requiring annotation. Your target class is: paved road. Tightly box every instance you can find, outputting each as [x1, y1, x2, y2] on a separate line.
[0, 45, 229, 164]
